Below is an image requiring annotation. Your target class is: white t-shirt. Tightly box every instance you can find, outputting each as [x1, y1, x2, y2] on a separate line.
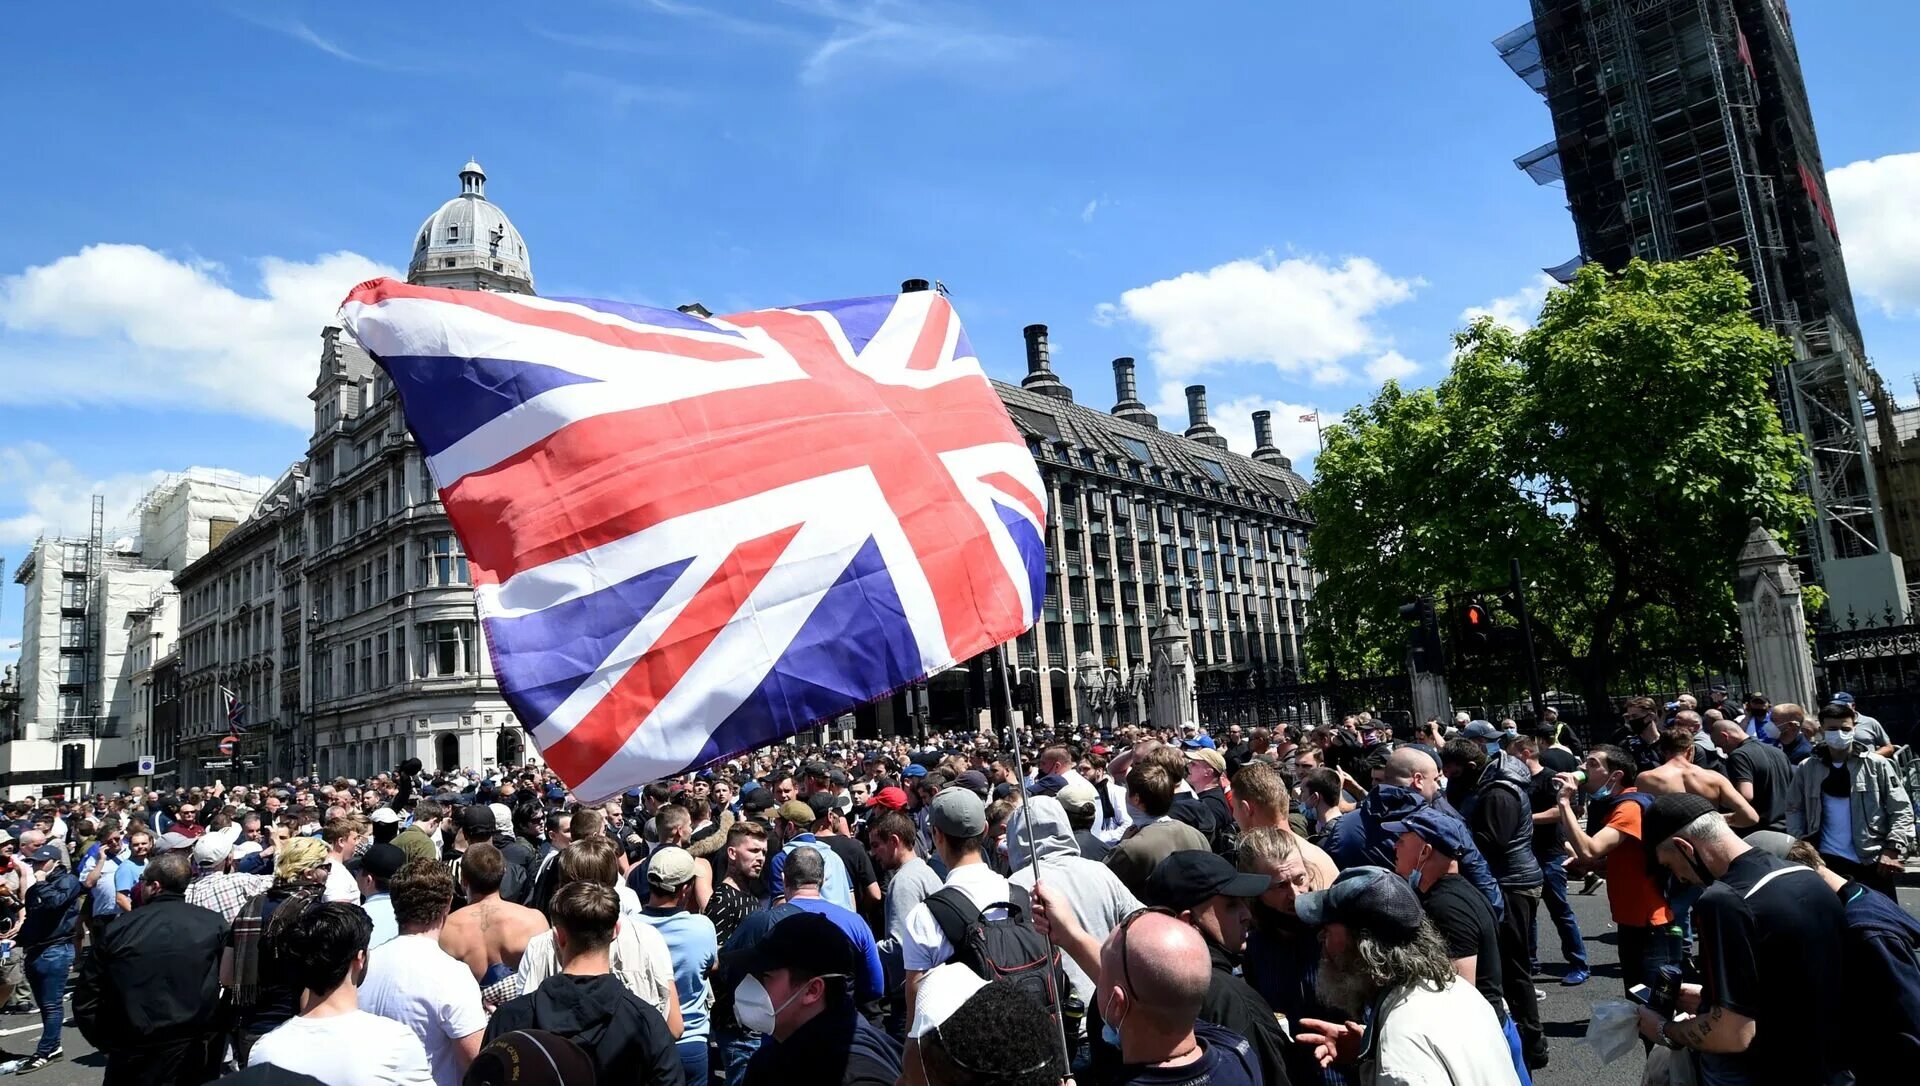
[325, 859, 362, 904]
[901, 862, 1012, 972]
[248, 1009, 433, 1086]
[359, 935, 488, 1086]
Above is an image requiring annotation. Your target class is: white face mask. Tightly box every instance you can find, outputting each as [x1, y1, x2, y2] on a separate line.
[1762, 722, 1782, 741]
[732, 973, 811, 1036]
[1824, 729, 1853, 752]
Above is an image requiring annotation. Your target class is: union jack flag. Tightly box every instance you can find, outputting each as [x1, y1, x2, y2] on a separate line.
[340, 280, 1047, 800]
[220, 685, 247, 731]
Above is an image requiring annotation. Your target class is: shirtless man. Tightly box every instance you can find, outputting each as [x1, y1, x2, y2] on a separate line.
[1634, 727, 1759, 828]
[439, 841, 549, 1009]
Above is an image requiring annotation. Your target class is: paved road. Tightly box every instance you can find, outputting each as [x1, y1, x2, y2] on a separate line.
[5, 881, 1917, 1085]
[1534, 877, 1920, 1085]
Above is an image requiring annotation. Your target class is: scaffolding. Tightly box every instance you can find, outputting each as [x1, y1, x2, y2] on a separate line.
[1497, 0, 1891, 595]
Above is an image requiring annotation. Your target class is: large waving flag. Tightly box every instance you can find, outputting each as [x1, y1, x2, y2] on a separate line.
[340, 280, 1047, 801]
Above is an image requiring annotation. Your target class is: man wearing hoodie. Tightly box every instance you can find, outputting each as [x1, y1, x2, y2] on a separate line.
[1326, 749, 1505, 922]
[1440, 737, 1547, 1072]
[486, 880, 684, 1086]
[1004, 795, 1141, 1061]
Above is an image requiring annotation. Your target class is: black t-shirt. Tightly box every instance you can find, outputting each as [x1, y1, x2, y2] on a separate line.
[1695, 850, 1850, 1085]
[822, 833, 879, 920]
[1528, 768, 1567, 857]
[1539, 747, 1579, 775]
[1725, 741, 1791, 834]
[1114, 1021, 1263, 1086]
[1421, 873, 1504, 1014]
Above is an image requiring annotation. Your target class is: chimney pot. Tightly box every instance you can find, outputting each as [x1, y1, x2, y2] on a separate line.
[1019, 323, 1073, 402]
[900, 278, 931, 293]
[1185, 385, 1210, 426]
[1110, 357, 1157, 428]
[1251, 409, 1287, 465]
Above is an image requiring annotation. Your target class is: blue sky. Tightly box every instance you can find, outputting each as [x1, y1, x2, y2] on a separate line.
[4, 1, 1920, 665]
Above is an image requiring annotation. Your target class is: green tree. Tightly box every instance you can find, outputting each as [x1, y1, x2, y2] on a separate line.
[1306, 251, 1809, 721]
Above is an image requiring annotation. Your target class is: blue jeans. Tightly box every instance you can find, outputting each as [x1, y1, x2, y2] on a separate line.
[1531, 853, 1588, 969]
[24, 943, 73, 1058]
[677, 1037, 709, 1086]
[1501, 1015, 1534, 1086]
[713, 1027, 760, 1086]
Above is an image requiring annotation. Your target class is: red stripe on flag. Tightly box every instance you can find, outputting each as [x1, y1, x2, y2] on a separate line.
[345, 279, 761, 362]
[981, 471, 1046, 527]
[904, 295, 952, 371]
[542, 524, 803, 787]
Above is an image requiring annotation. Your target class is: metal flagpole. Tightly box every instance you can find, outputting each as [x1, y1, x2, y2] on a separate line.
[990, 646, 1075, 1080]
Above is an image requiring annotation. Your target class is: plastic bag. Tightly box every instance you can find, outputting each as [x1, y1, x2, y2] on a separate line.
[1582, 999, 1642, 1064]
[1641, 1046, 1699, 1086]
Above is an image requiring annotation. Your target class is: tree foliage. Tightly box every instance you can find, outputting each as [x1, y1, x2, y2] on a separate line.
[1305, 252, 1810, 714]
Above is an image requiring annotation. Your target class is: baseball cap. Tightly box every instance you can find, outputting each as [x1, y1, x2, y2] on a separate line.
[353, 842, 407, 881]
[1090, 744, 1110, 755]
[157, 831, 196, 852]
[191, 834, 235, 871]
[467, 1030, 596, 1086]
[647, 846, 697, 891]
[901, 764, 928, 779]
[1295, 866, 1426, 943]
[954, 770, 989, 796]
[1743, 829, 1795, 860]
[1832, 691, 1856, 705]
[1381, 806, 1474, 859]
[737, 911, 858, 979]
[487, 803, 513, 833]
[1055, 779, 1099, 810]
[1641, 793, 1717, 851]
[1180, 735, 1217, 751]
[1462, 720, 1503, 742]
[1186, 747, 1227, 776]
[907, 962, 989, 1040]
[1026, 773, 1068, 797]
[26, 845, 60, 864]
[929, 788, 987, 838]
[368, 807, 401, 825]
[1142, 850, 1271, 911]
[776, 800, 816, 826]
[865, 786, 910, 811]
[805, 792, 837, 821]
[462, 805, 498, 837]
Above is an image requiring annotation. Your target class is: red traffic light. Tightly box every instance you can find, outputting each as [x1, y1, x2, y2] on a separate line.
[1465, 603, 1489, 628]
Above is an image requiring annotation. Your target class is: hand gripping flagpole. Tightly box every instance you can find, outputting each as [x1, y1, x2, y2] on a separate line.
[991, 647, 1076, 1082]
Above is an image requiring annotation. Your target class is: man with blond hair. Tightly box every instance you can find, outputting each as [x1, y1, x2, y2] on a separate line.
[1230, 761, 1339, 886]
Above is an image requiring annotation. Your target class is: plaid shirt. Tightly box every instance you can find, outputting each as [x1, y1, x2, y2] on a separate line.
[186, 871, 273, 924]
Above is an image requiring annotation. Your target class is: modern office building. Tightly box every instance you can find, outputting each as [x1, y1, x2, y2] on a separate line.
[1499, 0, 1904, 617]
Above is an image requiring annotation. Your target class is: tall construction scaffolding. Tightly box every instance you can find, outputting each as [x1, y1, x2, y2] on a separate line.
[1497, 0, 1901, 615]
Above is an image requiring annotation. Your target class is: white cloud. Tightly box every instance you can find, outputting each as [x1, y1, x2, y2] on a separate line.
[1101, 251, 1419, 380]
[1364, 349, 1419, 384]
[1081, 199, 1101, 223]
[799, 5, 1036, 86]
[0, 244, 399, 427]
[1829, 151, 1920, 318]
[1310, 364, 1351, 385]
[1460, 274, 1556, 334]
[0, 443, 275, 547]
[1147, 382, 1324, 468]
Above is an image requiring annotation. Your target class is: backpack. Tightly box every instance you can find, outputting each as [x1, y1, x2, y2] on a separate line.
[923, 883, 1068, 1028]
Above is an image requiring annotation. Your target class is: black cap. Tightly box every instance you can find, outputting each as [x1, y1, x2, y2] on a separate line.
[805, 792, 837, 820]
[462, 805, 497, 837]
[465, 1030, 596, 1086]
[737, 912, 857, 980]
[349, 842, 407, 881]
[1642, 793, 1717, 851]
[1143, 850, 1271, 911]
[1295, 866, 1426, 943]
[828, 768, 850, 787]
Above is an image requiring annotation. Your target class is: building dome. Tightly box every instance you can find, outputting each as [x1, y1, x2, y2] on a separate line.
[406, 160, 534, 294]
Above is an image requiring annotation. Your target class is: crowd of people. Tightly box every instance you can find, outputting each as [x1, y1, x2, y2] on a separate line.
[10, 686, 1918, 1085]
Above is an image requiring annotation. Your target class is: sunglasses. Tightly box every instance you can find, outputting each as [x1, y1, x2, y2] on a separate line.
[1112, 906, 1180, 1000]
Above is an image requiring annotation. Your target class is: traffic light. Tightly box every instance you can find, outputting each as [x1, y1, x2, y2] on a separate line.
[1399, 596, 1446, 674]
[1457, 597, 1494, 655]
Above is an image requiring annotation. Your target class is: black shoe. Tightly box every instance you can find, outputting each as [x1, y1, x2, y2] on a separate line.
[14, 1048, 63, 1074]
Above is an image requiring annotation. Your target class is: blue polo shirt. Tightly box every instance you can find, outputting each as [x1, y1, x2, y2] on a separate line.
[637, 907, 718, 1040]
[786, 896, 885, 1004]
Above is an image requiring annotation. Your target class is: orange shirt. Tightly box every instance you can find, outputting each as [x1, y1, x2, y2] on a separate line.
[1603, 791, 1673, 928]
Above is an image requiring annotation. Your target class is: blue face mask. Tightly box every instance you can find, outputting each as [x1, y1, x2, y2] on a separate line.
[1591, 785, 1613, 802]
[1406, 868, 1423, 893]
[1101, 1020, 1123, 1049]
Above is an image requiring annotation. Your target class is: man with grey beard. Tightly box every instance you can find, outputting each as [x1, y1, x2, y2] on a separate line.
[1294, 868, 1520, 1086]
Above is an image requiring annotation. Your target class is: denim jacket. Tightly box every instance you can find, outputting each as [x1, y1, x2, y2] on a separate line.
[1787, 751, 1915, 864]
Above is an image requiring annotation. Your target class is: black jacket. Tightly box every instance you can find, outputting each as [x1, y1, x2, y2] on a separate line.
[1467, 754, 1544, 890]
[487, 971, 683, 1086]
[743, 1000, 901, 1086]
[1198, 935, 1294, 1086]
[72, 891, 226, 1049]
[18, 866, 84, 950]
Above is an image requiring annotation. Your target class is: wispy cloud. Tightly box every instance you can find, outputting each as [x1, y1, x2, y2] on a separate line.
[639, 0, 801, 40]
[560, 71, 696, 112]
[1081, 199, 1102, 223]
[229, 9, 418, 73]
[528, 24, 668, 56]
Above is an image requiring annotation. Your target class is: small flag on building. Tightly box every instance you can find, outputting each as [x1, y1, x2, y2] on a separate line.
[1298, 412, 1320, 423]
[221, 685, 247, 732]
[340, 279, 1048, 801]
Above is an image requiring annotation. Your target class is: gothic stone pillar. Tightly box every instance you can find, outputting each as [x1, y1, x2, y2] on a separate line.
[1736, 519, 1817, 712]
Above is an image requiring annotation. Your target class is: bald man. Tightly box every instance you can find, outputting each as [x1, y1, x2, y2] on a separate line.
[1636, 728, 1759, 829]
[1383, 747, 1447, 806]
[1030, 886, 1261, 1085]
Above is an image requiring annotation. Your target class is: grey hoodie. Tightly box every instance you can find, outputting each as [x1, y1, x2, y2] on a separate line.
[1006, 796, 1142, 1006]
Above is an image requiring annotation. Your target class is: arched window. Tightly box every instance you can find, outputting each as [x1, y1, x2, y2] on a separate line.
[436, 733, 459, 773]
